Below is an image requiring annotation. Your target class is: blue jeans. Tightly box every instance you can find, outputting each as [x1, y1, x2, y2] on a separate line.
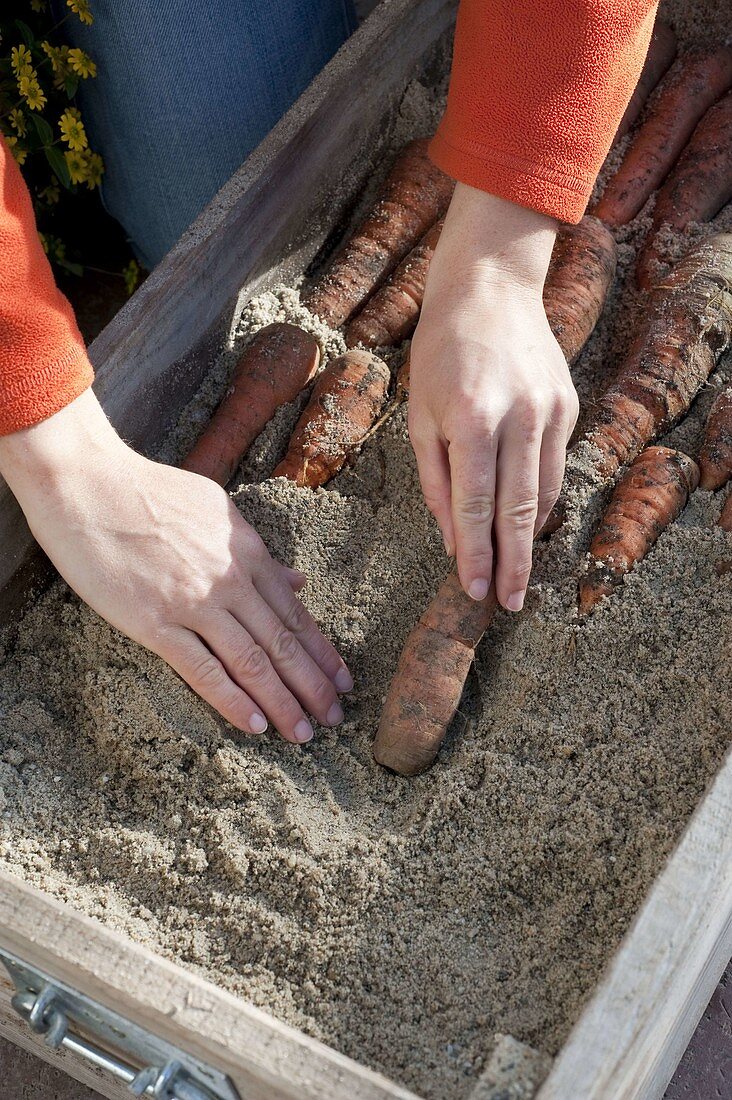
[58, 0, 357, 268]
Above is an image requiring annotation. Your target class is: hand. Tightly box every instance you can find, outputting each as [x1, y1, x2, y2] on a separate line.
[0, 390, 352, 743]
[409, 184, 579, 611]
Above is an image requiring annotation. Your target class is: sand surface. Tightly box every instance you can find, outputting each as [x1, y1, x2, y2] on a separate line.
[1, 3, 731, 1098]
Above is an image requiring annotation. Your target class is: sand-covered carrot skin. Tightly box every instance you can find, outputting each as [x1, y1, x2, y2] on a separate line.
[586, 233, 732, 480]
[636, 92, 732, 289]
[344, 219, 443, 349]
[183, 324, 320, 486]
[273, 350, 390, 487]
[373, 572, 497, 776]
[719, 492, 732, 532]
[543, 217, 617, 365]
[302, 139, 454, 328]
[615, 21, 677, 141]
[579, 446, 699, 617]
[699, 387, 732, 492]
[592, 44, 732, 226]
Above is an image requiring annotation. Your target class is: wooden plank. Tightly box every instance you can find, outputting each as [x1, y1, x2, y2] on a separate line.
[536, 746, 732, 1100]
[0, 0, 457, 616]
[0, 868, 421, 1100]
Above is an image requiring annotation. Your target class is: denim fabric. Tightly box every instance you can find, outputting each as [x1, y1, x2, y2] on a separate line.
[56, 0, 357, 268]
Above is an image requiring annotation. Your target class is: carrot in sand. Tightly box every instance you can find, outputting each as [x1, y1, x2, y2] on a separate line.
[273, 349, 390, 487]
[719, 492, 732, 532]
[636, 91, 732, 288]
[578, 446, 699, 617]
[614, 20, 677, 141]
[302, 139, 454, 328]
[699, 386, 732, 492]
[183, 323, 320, 486]
[592, 44, 732, 226]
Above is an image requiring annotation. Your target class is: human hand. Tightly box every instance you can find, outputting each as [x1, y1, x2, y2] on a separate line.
[409, 184, 579, 611]
[0, 390, 352, 743]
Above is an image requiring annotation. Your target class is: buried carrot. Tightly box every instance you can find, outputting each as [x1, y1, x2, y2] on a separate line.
[183, 323, 320, 486]
[719, 491, 732, 532]
[373, 572, 498, 776]
[578, 446, 699, 617]
[592, 44, 732, 226]
[699, 387, 732, 492]
[273, 350, 390, 487]
[636, 92, 732, 288]
[302, 139, 454, 328]
[614, 21, 677, 141]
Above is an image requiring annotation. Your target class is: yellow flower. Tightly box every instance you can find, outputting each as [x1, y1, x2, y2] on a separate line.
[9, 109, 27, 137]
[64, 149, 88, 184]
[39, 182, 61, 205]
[67, 47, 96, 79]
[66, 0, 93, 24]
[59, 108, 87, 151]
[5, 136, 28, 166]
[11, 45, 34, 79]
[18, 76, 47, 111]
[31, 0, 46, 11]
[122, 259, 140, 295]
[83, 151, 104, 189]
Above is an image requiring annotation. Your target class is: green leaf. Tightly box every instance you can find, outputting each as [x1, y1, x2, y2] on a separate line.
[44, 144, 71, 189]
[30, 112, 53, 146]
[57, 258, 84, 277]
[14, 20, 36, 49]
[63, 75, 79, 98]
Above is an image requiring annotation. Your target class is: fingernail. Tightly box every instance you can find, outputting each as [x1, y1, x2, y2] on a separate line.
[250, 712, 268, 734]
[326, 702, 344, 726]
[335, 666, 354, 692]
[293, 719, 314, 743]
[507, 591, 525, 612]
[468, 578, 489, 601]
[443, 535, 454, 557]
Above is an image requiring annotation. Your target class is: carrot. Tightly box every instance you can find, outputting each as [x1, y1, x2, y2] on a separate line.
[273, 349, 390, 487]
[699, 386, 732, 492]
[592, 44, 732, 226]
[578, 446, 699, 617]
[719, 491, 732, 532]
[344, 219, 443, 349]
[636, 92, 732, 288]
[372, 572, 498, 776]
[614, 21, 677, 141]
[586, 233, 732, 480]
[183, 323, 320, 486]
[302, 139, 454, 328]
[543, 216, 617, 365]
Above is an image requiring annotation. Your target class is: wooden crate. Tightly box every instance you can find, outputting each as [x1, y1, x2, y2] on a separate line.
[0, 0, 731, 1096]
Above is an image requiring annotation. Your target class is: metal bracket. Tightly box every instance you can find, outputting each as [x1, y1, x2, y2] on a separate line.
[0, 948, 241, 1100]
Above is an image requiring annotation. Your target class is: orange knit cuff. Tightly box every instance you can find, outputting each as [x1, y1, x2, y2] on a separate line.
[0, 344, 94, 436]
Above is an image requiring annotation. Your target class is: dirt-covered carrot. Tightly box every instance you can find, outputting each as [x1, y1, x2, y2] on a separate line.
[344, 219, 443, 349]
[586, 233, 732, 480]
[719, 491, 732, 532]
[699, 386, 732, 492]
[183, 323, 320, 486]
[579, 446, 699, 617]
[273, 350, 390, 487]
[373, 572, 497, 776]
[302, 139, 454, 328]
[543, 216, 617, 365]
[592, 44, 732, 226]
[615, 21, 677, 141]
[636, 92, 732, 288]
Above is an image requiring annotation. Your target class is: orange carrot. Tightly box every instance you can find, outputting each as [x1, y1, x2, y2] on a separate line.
[586, 233, 732, 480]
[579, 446, 699, 617]
[543, 216, 617, 365]
[344, 219, 443, 348]
[615, 21, 677, 141]
[183, 323, 320, 486]
[302, 139, 454, 328]
[719, 491, 732, 531]
[592, 44, 732, 226]
[373, 572, 497, 776]
[636, 92, 732, 288]
[273, 350, 390, 487]
[699, 386, 732, 492]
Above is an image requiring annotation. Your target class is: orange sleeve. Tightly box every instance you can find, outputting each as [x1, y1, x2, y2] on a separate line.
[0, 137, 93, 436]
[430, 0, 659, 223]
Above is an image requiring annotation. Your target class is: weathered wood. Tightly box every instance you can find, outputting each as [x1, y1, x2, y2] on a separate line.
[537, 745, 732, 1100]
[0, 0, 458, 619]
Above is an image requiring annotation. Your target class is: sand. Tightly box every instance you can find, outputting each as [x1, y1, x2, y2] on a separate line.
[1, 3, 732, 1098]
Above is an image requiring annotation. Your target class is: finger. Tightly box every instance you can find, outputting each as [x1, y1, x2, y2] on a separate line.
[254, 568, 353, 693]
[449, 437, 498, 600]
[410, 427, 455, 555]
[233, 585, 344, 728]
[205, 613, 315, 744]
[282, 565, 307, 592]
[494, 430, 541, 613]
[156, 626, 269, 736]
[534, 421, 569, 535]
